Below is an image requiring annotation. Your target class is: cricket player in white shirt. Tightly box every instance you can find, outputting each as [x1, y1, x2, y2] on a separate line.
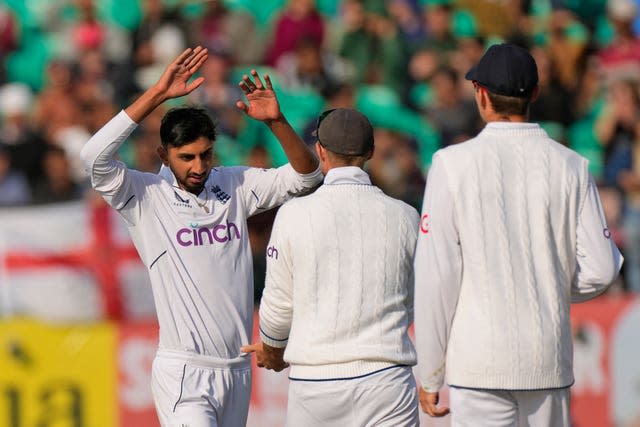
[414, 43, 624, 426]
[242, 108, 420, 426]
[80, 46, 322, 426]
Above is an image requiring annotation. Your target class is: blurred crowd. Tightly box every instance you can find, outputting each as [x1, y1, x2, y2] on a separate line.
[0, 0, 639, 294]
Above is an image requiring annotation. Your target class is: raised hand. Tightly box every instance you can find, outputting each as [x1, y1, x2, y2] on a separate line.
[155, 46, 209, 100]
[236, 70, 281, 122]
[125, 46, 209, 123]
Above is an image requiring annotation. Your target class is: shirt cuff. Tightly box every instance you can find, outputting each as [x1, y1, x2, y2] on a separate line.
[259, 324, 288, 348]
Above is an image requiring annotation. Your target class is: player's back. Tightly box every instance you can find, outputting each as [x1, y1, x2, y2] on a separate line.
[274, 182, 419, 378]
[436, 122, 589, 390]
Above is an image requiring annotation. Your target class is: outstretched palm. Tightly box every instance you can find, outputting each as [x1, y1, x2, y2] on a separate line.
[236, 71, 281, 122]
[156, 46, 208, 100]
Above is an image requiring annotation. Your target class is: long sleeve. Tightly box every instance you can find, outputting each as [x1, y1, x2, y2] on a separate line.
[239, 164, 323, 217]
[80, 110, 145, 224]
[259, 206, 294, 348]
[414, 155, 463, 392]
[80, 110, 138, 195]
[571, 176, 624, 302]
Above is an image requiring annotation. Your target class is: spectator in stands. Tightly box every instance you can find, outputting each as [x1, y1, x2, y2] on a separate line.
[0, 5, 18, 85]
[618, 140, 640, 293]
[32, 60, 79, 142]
[597, 0, 640, 81]
[32, 144, 85, 204]
[529, 45, 575, 136]
[546, 9, 590, 94]
[264, 0, 324, 66]
[572, 53, 604, 120]
[73, 49, 119, 133]
[448, 35, 485, 98]
[386, 0, 426, 53]
[188, 45, 244, 139]
[368, 128, 425, 210]
[337, 0, 409, 96]
[423, 65, 481, 147]
[0, 82, 47, 189]
[275, 36, 347, 93]
[128, 105, 166, 173]
[191, 0, 263, 66]
[419, 0, 458, 60]
[595, 77, 640, 188]
[595, 77, 640, 292]
[0, 144, 31, 206]
[301, 81, 356, 145]
[130, 0, 190, 90]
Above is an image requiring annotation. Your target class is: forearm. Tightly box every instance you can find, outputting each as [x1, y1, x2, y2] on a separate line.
[124, 85, 168, 124]
[267, 115, 319, 174]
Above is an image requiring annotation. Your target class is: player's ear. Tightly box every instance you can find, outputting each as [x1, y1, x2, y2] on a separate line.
[530, 85, 541, 103]
[315, 142, 325, 162]
[157, 146, 169, 166]
[365, 145, 375, 161]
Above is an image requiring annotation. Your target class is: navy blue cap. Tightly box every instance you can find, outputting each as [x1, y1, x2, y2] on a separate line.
[465, 43, 538, 98]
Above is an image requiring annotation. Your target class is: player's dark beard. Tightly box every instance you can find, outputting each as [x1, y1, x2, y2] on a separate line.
[177, 171, 210, 195]
[181, 178, 207, 195]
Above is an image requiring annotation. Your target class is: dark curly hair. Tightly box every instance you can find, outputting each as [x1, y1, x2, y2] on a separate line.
[160, 105, 217, 148]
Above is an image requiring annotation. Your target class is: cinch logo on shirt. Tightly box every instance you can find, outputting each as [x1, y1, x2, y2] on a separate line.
[176, 221, 241, 246]
[267, 245, 278, 259]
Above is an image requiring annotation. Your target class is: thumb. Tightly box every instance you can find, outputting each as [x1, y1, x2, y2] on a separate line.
[236, 100, 248, 112]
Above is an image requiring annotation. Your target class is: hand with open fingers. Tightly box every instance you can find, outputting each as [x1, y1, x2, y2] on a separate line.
[240, 341, 289, 372]
[154, 46, 209, 100]
[235, 70, 281, 122]
[419, 388, 450, 417]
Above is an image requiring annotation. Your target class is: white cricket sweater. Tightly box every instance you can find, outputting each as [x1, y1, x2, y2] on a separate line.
[414, 122, 623, 391]
[259, 167, 419, 379]
[80, 110, 323, 362]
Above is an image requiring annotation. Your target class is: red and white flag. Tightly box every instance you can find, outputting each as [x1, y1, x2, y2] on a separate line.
[0, 199, 154, 322]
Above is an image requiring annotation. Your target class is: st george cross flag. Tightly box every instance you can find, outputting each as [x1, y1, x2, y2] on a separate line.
[0, 199, 155, 322]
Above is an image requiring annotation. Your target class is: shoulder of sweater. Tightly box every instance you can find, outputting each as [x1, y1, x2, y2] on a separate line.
[435, 131, 588, 168]
[367, 188, 421, 224]
[276, 189, 317, 212]
[280, 184, 417, 212]
[387, 195, 420, 221]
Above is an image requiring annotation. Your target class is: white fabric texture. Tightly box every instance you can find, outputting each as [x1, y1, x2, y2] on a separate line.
[414, 122, 623, 391]
[259, 166, 419, 380]
[80, 109, 323, 360]
[285, 366, 419, 427]
[151, 350, 252, 427]
[449, 387, 571, 427]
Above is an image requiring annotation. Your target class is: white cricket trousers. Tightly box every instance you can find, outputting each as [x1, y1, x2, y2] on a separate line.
[285, 365, 419, 427]
[151, 349, 252, 427]
[449, 386, 571, 427]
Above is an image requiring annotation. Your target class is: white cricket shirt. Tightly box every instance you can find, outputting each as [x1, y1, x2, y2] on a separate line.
[80, 110, 323, 361]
